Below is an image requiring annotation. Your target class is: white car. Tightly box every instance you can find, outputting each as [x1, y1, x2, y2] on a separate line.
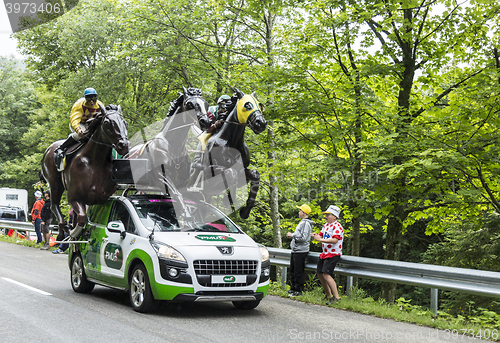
[68, 191, 270, 312]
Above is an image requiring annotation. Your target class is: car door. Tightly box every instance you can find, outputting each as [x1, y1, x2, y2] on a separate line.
[99, 200, 138, 281]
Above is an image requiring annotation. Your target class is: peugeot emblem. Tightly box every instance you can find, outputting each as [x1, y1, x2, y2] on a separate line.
[217, 246, 234, 255]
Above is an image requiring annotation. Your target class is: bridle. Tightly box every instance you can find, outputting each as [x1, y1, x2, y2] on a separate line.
[183, 95, 209, 120]
[89, 112, 127, 149]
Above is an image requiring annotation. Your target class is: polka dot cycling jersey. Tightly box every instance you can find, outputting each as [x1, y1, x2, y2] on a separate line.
[319, 220, 343, 259]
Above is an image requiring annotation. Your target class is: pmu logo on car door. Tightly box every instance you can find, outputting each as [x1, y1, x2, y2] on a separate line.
[104, 243, 123, 269]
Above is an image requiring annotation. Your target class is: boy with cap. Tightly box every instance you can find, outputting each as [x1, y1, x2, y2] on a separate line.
[311, 205, 343, 304]
[30, 190, 45, 244]
[286, 204, 314, 296]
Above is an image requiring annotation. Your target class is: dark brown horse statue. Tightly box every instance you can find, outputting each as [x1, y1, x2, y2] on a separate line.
[126, 87, 210, 191]
[41, 105, 129, 240]
[189, 88, 267, 219]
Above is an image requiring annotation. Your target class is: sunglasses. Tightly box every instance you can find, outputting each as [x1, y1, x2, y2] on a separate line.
[85, 96, 97, 102]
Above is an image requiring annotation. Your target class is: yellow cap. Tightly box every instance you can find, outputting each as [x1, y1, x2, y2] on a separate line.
[296, 204, 311, 215]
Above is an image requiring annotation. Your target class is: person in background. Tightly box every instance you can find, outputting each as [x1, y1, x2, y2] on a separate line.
[311, 205, 343, 304]
[286, 204, 314, 297]
[40, 190, 52, 250]
[30, 190, 44, 244]
[53, 208, 72, 254]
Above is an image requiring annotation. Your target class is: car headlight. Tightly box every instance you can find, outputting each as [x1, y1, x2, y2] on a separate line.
[151, 242, 186, 263]
[259, 245, 269, 262]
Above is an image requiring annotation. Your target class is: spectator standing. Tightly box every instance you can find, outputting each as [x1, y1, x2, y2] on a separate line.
[311, 205, 343, 304]
[286, 204, 314, 296]
[40, 190, 52, 250]
[30, 191, 44, 244]
[53, 208, 72, 254]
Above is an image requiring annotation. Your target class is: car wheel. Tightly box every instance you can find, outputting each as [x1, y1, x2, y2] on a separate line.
[129, 264, 158, 313]
[232, 299, 261, 310]
[71, 253, 95, 293]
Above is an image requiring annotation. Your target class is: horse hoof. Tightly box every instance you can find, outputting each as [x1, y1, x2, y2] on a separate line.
[239, 207, 250, 219]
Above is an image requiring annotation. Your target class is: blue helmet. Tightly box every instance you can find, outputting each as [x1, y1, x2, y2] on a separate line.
[84, 88, 98, 97]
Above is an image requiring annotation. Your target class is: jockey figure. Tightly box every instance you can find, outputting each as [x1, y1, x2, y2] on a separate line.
[206, 94, 232, 133]
[54, 88, 105, 167]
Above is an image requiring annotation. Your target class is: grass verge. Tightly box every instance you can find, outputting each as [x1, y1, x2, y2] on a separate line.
[0, 231, 57, 251]
[268, 282, 500, 341]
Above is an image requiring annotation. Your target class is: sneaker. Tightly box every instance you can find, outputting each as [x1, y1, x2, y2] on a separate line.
[325, 297, 340, 305]
[289, 291, 302, 297]
[287, 290, 295, 294]
[52, 248, 62, 254]
[40, 244, 49, 250]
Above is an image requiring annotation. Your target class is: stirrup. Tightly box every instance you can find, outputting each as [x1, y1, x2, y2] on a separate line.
[69, 224, 84, 239]
[55, 150, 66, 172]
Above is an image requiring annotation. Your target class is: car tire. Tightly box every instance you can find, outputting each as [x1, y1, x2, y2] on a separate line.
[232, 299, 261, 310]
[71, 253, 95, 293]
[129, 264, 158, 313]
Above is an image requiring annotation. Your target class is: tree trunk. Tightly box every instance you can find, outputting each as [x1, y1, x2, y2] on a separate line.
[380, 188, 406, 302]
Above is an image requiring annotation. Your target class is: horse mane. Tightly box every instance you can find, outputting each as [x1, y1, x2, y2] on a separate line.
[86, 113, 103, 135]
[166, 87, 203, 118]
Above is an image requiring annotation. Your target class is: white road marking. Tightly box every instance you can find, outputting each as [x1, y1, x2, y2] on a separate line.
[2, 277, 52, 296]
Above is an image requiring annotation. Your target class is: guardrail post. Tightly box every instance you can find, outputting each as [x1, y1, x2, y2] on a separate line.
[430, 288, 438, 315]
[281, 266, 287, 290]
[346, 276, 353, 295]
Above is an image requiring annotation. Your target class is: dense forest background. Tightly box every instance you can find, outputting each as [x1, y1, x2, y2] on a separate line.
[1, 0, 500, 313]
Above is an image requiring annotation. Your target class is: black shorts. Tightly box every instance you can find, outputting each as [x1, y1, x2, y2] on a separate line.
[41, 219, 51, 234]
[316, 255, 341, 275]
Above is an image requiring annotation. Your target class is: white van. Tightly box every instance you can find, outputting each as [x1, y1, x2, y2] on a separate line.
[0, 188, 29, 228]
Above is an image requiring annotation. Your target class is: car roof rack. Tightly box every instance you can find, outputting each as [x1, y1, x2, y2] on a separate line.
[116, 184, 168, 198]
[0, 205, 22, 210]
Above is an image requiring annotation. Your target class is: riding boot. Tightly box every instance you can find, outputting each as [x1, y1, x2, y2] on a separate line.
[54, 136, 77, 170]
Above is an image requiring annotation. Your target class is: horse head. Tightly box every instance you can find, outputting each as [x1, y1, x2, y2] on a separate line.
[99, 104, 130, 156]
[166, 87, 211, 130]
[233, 87, 267, 134]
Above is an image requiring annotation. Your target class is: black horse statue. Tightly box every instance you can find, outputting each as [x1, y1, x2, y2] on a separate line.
[41, 105, 129, 240]
[189, 88, 267, 219]
[126, 87, 210, 191]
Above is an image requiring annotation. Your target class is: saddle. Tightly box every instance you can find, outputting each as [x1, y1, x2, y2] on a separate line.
[54, 140, 86, 172]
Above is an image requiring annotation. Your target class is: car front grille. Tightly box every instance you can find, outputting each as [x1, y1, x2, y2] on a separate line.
[194, 260, 258, 287]
[194, 260, 258, 275]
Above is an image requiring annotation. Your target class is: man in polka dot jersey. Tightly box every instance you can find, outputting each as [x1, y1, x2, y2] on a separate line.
[311, 205, 343, 304]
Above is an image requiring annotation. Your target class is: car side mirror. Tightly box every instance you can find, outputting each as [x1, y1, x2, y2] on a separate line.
[106, 221, 126, 239]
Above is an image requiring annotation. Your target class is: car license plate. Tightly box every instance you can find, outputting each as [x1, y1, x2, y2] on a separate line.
[212, 275, 247, 284]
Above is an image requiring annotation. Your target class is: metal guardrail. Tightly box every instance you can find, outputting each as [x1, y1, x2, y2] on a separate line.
[268, 247, 500, 314]
[0, 219, 59, 235]
[3, 219, 499, 313]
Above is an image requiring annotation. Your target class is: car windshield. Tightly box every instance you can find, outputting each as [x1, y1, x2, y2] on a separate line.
[130, 197, 241, 233]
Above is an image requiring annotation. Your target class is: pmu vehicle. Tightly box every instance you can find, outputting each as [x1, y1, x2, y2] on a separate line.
[68, 189, 270, 312]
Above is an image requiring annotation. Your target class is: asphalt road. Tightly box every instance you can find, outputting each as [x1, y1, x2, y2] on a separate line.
[0, 241, 487, 343]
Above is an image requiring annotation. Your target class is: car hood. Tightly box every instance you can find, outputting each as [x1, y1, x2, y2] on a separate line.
[151, 231, 258, 247]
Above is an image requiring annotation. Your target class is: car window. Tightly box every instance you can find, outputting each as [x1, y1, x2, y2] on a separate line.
[129, 198, 240, 233]
[1, 211, 16, 220]
[109, 201, 137, 234]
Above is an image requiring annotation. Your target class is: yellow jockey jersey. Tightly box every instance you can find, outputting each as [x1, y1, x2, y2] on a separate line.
[69, 98, 105, 131]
